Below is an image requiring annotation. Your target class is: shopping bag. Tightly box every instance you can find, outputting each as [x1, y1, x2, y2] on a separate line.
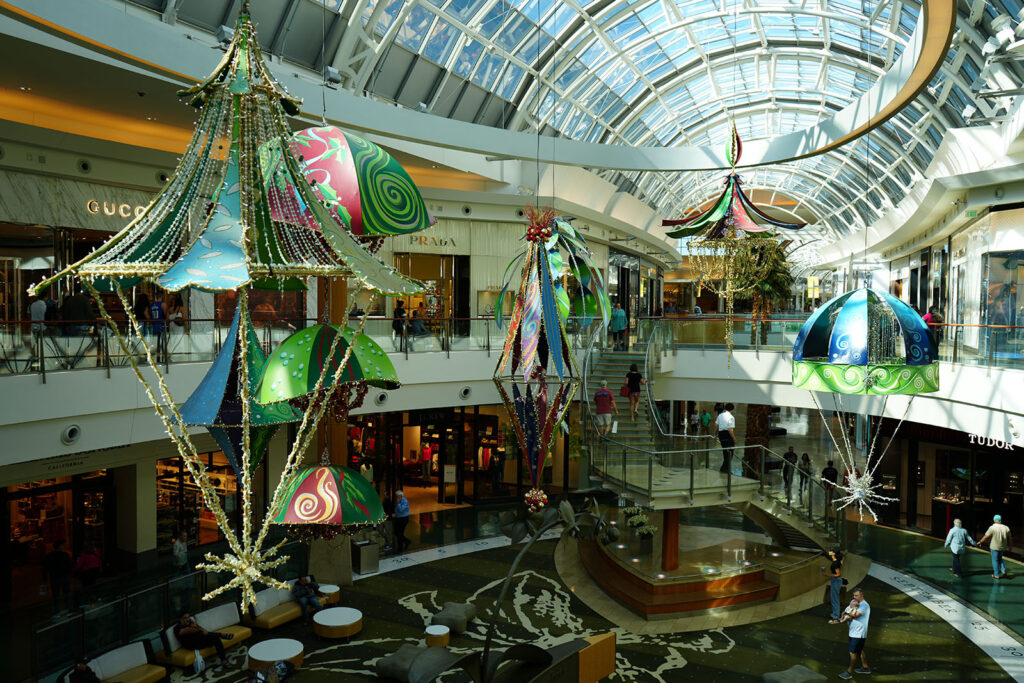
[619, 384, 630, 397]
[193, 650, 206, 675]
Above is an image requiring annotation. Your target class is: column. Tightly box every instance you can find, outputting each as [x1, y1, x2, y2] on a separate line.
[661, 508, 679, 571]
[113, 463, 156, 555]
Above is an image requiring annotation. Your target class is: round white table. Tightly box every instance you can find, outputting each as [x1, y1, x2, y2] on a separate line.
[247, 638, 304, 671]
[425, 624, 450, 647]
[313, 606, 363, 639]
[318, 582, 340, 605]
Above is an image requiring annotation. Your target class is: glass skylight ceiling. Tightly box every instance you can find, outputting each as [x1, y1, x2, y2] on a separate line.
[327, 0, 1023, 241]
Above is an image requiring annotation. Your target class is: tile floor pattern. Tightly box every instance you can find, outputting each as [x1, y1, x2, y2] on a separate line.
[171, 539, 1008, 683]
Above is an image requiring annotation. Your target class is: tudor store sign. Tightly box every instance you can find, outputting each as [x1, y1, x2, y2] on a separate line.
[87, 199, 147, 219]
[968, 433, 1015, 451]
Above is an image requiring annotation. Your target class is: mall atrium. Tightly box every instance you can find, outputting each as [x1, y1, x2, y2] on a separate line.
[1, 0, 1024, 681]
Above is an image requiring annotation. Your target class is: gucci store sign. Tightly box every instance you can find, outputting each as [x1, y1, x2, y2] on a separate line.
[0, 169, 153, 232]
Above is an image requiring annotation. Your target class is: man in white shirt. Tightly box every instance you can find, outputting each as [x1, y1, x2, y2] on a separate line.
[715, 403, 736, 474]
[839, 587, 871, 679]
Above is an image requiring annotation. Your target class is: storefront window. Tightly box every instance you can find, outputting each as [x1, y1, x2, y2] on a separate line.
[6, 471, 111, 608]
[950, 221, 989, 350]
[982, 250, 1024, 359]
[156, 453, 238, 552]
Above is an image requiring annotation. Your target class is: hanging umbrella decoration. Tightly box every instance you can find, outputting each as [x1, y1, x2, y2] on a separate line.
[178, 306, 301, 476]
[663, 126, 805, 351]
[270, 463, 386, 542]
[29, 2, 422, 611]
[494, 207, 610, 511]
[261, 124, 436, 254]
[792, 288, 939, 520]
[258, 323, 400, 426]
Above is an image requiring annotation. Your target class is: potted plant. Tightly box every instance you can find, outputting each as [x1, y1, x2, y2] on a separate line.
[636, 525, 658, 554]
[625, 512, 649, 540]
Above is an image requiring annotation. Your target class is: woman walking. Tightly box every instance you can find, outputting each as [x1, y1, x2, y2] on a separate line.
[625, 363, 645, 421]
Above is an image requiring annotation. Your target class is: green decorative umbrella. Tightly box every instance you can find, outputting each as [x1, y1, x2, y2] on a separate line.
[272, 464, 385, 540]
[257, 324, 399, 406]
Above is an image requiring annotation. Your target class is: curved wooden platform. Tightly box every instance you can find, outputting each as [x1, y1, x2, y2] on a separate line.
[578, 538, 779, 618]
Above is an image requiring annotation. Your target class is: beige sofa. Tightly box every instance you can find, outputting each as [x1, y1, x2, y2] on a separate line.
[60, 641, 166, 683]
[156, 603, 252, 669]
[243, 581, 303, 630]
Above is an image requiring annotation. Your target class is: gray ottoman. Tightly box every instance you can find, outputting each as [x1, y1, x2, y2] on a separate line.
[430, 602, 477, 634]
[375, 644, 428, 681]
[762, 664, 828, 683]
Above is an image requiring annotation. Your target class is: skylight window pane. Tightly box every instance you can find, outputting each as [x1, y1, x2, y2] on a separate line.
[420, 18, 459, 64]
[372, 0, 404, 35]
[447, 0, 488, 22]
[454, 39, 484, 78]
[395, 6, 434, 51]
[496, 62, 525, 98]
[497, 15, 534, 52]
[473, 51, 505, 88]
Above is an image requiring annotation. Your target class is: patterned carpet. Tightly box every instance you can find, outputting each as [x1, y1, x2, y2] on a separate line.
[171, 539, 1009, 682]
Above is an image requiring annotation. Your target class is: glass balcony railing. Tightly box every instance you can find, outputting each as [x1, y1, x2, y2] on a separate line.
[0, 315, 593, 377]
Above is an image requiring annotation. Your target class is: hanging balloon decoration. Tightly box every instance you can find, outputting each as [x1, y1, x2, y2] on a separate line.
[494, 208, 610, 510]
[792, 288, 939, 520]
[29, 3, 422, 610]
[663, 126, 805, 352]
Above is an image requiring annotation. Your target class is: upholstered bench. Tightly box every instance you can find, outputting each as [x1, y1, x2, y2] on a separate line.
[430, 602, 477, 634]
[243, 582, 303, 630]
[60, 641, 165, 683]
[156, 603, 252, 669]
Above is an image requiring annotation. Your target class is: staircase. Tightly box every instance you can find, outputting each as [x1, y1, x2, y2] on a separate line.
[587, 349, 654, 454]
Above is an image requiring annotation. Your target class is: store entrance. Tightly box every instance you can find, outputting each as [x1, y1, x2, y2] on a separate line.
[3, 470, 114, 609]
[393, 253, 471, 336]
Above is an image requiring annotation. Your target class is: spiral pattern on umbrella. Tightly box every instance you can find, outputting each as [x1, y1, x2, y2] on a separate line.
[292, 467, 340, 523]
[345, 134, 432, 236]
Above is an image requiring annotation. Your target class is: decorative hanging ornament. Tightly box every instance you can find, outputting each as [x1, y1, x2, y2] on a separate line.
[271, 463, 386, 542]
[260, 125, 437, 247]
[178, 305, 300, 477]
[28, 3, 422, 611]
[792, 287, 939, 520]
[257, 323, 399, 422]
[662, 126, 805, 353]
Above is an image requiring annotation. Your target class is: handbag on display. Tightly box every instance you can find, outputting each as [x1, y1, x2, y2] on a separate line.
[619, 384, 630, 397]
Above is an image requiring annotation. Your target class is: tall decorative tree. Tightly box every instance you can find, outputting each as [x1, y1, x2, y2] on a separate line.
[737, 244, 795, 344]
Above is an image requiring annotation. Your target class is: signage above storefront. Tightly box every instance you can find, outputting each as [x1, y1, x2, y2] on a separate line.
[967, 433, 1015, 450]
[86, 199, 147, 219]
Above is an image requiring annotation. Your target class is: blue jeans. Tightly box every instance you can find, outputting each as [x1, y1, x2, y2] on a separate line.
[51, 575, 72, 612]
[297, 594, 321, 618]
[830, 577, 842, 620]
[992, 550, 1006, 576]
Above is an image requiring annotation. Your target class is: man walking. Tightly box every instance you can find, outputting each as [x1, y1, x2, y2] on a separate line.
[838, 587, 871, 679]
[783, 446, 798, 499]
[822, 460, 839, 508]
[609, 303, 627, 350]
[944, 519, 975, 578]
[979, 514, 1013, 579]
[593, 381, 618, 436]
[393, 490, 411, 553]
[700, 408, 712, 436]
[716, 403, 736, 474]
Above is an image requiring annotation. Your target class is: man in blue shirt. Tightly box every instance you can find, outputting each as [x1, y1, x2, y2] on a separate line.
[839, 587, 871, 679]
[393, 489, 411, 553]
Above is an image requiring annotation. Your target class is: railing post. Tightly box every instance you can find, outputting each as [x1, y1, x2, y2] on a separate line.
[38, 333, 46, 384]
[486, 320, 490, 356]
[621, 447, 627, 488]
[689, 452, 695, 503]
[647, 455, 653, 499]
[759, 448, 765, 496]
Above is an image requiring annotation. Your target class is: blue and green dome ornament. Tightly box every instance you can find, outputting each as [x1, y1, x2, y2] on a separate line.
[792, 288, 939, 395]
